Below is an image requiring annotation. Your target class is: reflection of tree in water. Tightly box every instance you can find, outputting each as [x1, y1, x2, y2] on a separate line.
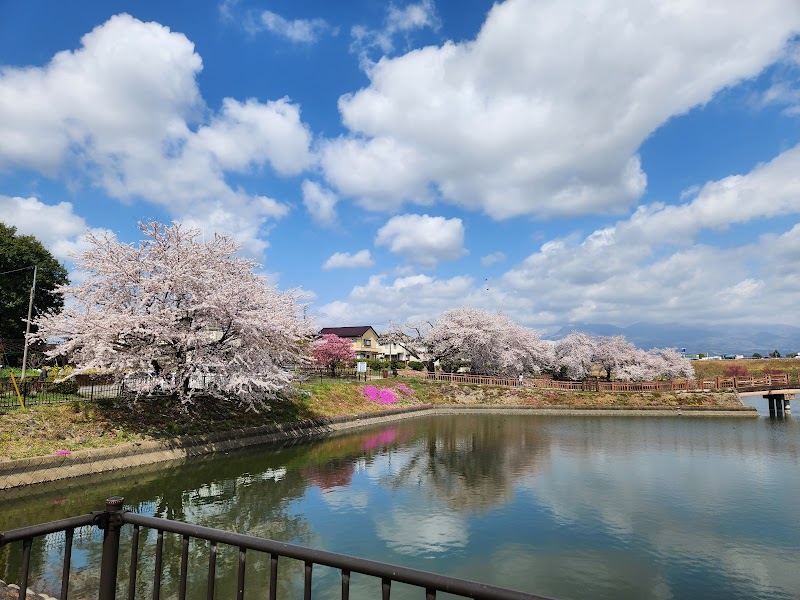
[385, 415, 552, 512]
[119, 449, 319, 599]
[0, 417, 547, 597]
[0, 442, 322, 599]
[302, 458, 356, 490]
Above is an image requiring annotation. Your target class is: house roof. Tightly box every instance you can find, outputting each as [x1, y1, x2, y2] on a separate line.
[319, 326, 375, 338]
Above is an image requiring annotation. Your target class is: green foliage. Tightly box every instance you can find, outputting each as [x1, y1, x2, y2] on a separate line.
[48, 378, 80, 394]
[752, 353, 762, 359]
[769, 349, 781, 358]
[0, 223, 69, 345]
[367, 359, 389, 371]
[408, 361, 424, 371]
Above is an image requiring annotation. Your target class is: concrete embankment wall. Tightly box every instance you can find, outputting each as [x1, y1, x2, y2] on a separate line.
[0, 404, 756, 490]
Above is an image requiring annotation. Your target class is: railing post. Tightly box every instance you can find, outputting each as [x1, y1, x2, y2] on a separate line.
[98, 496, 125, 600]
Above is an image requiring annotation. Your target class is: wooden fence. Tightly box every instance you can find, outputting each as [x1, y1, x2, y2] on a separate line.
[425, 372, 797, 392]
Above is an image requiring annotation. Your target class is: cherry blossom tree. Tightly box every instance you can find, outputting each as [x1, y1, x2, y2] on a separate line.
[380, 320, 436, 371]
[614, 348, 656, 381]
[32, 222, 313, 410]
[644, 348, 695, 380]
[425, 308, 551, 376]
[553, 332, 597, 380]
[594, 335, 638, 381]
[311, 334, 355, 376]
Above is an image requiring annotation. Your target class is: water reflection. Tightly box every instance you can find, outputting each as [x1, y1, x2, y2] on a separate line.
[1, 415, 799, 599]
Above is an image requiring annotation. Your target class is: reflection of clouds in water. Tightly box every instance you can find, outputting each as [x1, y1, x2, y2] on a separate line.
[363, 449, 414, 480]
[472, 543, 675, 600]
[524, 434, 800, 597]
[318, 486, 370, 512]
[646, 522, 800, 596]
[375, 508, 468, 556]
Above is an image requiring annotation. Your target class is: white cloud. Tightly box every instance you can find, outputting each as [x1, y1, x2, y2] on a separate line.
[302, 180, 339, 227]
[256, 10, 332, 44]
[193, 97, 313, 176]
[316, 273, 476, 327]
[323, 250, 374, 270]
[480, 252, 506, 267]
[0, 195, 104, 261]
[0, 14, 315, 257]
[320, 143, 800, 329]
[351, 0, 439, 64]
[325, 0, 800, 219]
[375, 213, 466, 266]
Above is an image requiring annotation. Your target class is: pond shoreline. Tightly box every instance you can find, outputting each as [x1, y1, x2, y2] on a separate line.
[0, 403, 756, 491]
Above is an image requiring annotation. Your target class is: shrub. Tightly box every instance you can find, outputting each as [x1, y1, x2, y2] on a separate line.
[408, 361, 424, 371]
[48, 379, 80, 394]
[723, 365, 749, 378]
[763, 368, 784, 377]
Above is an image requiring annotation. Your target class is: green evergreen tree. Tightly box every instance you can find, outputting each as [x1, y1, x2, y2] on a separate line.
[0, 223, 69, 347]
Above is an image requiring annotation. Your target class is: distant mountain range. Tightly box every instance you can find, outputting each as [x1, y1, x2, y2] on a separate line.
[544, 322, 800, 356]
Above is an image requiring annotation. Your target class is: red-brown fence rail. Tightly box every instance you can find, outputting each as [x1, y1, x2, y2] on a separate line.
[425, 372, 797, 392]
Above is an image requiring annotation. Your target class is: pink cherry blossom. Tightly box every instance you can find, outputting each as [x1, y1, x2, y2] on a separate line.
[311, 334, 355, 376]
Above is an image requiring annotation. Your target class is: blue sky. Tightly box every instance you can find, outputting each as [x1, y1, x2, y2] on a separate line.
[1, 0, 800, 333]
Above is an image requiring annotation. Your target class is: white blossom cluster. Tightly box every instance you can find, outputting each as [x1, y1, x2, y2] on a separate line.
[386, 309, 694, 381]
[32, 222, 314, 410]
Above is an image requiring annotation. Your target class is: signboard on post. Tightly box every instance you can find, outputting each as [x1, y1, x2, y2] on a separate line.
[357, 361, 367, 380]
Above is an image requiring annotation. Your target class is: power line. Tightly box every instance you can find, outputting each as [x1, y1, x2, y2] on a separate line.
[0, 265, 36, 276]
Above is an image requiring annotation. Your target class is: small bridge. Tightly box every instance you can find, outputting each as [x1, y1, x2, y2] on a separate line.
[425, 373, 796, 413]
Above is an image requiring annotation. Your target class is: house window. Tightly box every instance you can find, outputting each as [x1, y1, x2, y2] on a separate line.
[364, 339, 371, 346]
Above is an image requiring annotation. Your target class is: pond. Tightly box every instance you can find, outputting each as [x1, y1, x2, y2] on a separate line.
[2, 412, 799, 599]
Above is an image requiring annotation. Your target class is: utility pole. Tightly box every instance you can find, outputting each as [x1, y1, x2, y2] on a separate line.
[21, 264, 37, 379]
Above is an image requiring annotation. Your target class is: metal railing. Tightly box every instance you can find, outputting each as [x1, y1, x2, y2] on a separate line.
[0, 497, 553, 600]
[426, 371, 798, 392]
[0, 374, 126, 409]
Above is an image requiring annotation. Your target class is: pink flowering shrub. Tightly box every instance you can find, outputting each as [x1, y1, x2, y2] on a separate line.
[363, 386, 398, 405]
[396, 383, 415, 396]
[55, 449, 71, 455]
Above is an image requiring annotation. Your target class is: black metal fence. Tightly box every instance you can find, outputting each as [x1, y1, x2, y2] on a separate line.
[0, 369, 396, 410]
[0, 497, 553, 600]
[0, 375, 121, 410]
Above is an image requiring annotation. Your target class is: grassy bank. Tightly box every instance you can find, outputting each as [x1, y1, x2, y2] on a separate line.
[0, 377, 744, 461]
[691, 357, 800, 379]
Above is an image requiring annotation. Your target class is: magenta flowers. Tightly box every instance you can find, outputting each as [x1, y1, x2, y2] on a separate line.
[363, 385, 397, 405]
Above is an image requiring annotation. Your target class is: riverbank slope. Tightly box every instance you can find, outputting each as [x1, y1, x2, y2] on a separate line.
[1, 377, 750, 461]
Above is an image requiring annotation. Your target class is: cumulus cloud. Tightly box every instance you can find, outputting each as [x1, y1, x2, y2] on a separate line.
[324, 0, 800, 219]
[316, 273, 476, 327]
[319, 143, 800, 329]
[0, 14, 314, 257]
[0, 196, 105, 261]
[375, 214, 466, 266]
[302, 180, 339, 227]
[323, 250, 374, 270]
